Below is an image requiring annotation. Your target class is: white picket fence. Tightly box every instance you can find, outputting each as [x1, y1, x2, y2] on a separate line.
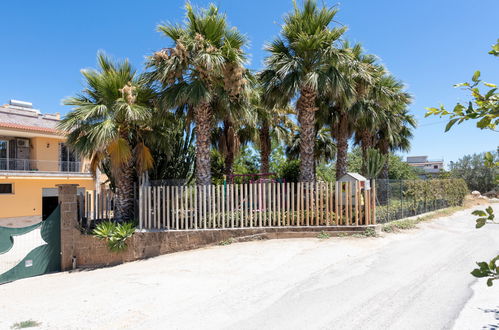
[82, 189, 115, 221]
[138, 181, 376, 230]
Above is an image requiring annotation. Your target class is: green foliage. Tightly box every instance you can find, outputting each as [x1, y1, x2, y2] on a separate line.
[471, 256, 499, 287]
[316, 162, 335, 182]
[449, 151, 498, 192]
[317, 231, 331, 239]
[425, 39, 498, 131]
[232, 146, 260, 177]
[148, 113, 195, 183]
[348, 148, 418, 180]
[387, 154, 419, 180]
[219, 238, 235, 246]
[362, 227, 378, 237]
[278, 159, 301, 183]
[382, 219, 417, 232]
[403, 179, 468, 207]
[10, 320, 41, 329]
[472, 206, 496, 228]
[92, 221, 136, 252]
[365, 148, 386, 179]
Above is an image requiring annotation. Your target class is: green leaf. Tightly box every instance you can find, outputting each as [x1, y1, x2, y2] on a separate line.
[476, 117, 492, 129]
[472, 70, 481, 82]
[472, 210, 487, 216]
[485, 206, 494, 216]
[478, 262, 489, 271]
[445, 118, 459, 132]
[487, 278, 493, 286]
[483, 82, 497, 88]
[476, 218, 487, 228]
[471, 269, 486, 277]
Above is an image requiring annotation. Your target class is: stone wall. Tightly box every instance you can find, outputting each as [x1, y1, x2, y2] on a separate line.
[68, 226, 376, 269]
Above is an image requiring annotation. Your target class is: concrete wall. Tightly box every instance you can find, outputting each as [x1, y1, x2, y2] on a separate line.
[30, 137, 62, 171]
[0, 177, 94, 219]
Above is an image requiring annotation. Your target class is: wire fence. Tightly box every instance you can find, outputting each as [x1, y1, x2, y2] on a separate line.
[375, 179, 468, 224]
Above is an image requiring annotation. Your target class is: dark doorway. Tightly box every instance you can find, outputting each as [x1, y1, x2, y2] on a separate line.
[42, 196, 59, 220]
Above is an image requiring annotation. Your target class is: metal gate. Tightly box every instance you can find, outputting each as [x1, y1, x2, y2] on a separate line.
[0, 206, 61, 284]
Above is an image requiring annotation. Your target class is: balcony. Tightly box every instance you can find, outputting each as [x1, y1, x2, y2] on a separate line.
[0, 158, 90, 176]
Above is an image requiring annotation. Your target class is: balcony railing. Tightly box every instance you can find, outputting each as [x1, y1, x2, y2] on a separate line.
[0, 158, 88, 173]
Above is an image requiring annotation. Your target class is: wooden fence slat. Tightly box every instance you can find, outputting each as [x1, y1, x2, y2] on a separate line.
[249, 183, 253, 227]
[355, 181, 359, 225]
[364, 184, 369, 225]
[372, 180, 376, 224]
[212, 184, 216, 229]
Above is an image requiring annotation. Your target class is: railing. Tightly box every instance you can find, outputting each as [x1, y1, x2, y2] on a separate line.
[0, 158, 87, 173]
[138, 181, 376, 231]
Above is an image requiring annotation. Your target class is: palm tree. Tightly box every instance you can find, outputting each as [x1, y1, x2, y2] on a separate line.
[286, 127, 336, 172]
[148, 112, 195, 184]
[260, 0, 346, 182]
[320, 42, 376, 179]
[147, 3, 248, 185]
[251, 88, 296, 173]
[352, 69, 399, 176]
[211, 117, 254, 176]
[59, 52, 155, 222]
[375, 108, 416, 179]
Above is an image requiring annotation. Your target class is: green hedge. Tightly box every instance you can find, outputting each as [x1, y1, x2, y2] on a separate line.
[403, 178, 468, 208]
[376, 179, 468, 223]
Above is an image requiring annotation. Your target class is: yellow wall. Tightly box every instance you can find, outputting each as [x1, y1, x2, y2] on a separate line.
[0, 177, 95, 218]
[30, 137, 64, 171]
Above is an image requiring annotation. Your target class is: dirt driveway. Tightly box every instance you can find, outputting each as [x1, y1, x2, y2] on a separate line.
[1, 205, 498, 329]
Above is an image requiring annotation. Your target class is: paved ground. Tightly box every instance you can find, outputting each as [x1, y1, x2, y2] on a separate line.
[0, 204, 498, 330]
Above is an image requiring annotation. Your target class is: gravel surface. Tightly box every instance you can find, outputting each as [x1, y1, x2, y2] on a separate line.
[0, 204, 498, 330]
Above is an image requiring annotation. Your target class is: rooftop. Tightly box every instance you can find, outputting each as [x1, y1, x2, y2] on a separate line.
[0, 100, 61, 135]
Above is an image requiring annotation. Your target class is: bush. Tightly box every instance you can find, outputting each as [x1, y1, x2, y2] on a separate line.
[376, 178, 468, 223]
[278, 159, 301, 182]
[92, 221, 136, 252]
[450, 151, 498, 193]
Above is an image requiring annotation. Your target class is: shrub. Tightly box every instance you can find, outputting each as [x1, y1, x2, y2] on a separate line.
[92, 221, 136, 252]
[317, 231, 330, 239]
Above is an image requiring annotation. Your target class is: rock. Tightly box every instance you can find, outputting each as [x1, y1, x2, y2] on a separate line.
[483, 190, 498, 198]
[471, 191, 481, 198]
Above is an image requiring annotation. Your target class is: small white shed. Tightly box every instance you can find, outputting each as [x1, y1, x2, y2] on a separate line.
[338, 173, 369, 205]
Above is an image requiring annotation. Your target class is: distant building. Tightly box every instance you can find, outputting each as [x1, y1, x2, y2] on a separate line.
[406, 156, 444, 175]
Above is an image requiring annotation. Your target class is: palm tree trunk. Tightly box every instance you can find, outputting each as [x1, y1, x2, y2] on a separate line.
[114, 158, 135, 222]
[335, 110, 349, 179]
[223, 120, 235, 176]
[194, 102, 212, 185]
[260, 121, 271, 173]
[297, 86, 317, 182]
[379, 140, 390, 180]
[360, 129, 372, 176]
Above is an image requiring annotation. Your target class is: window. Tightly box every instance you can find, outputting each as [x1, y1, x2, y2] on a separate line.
[0, 183, 13, 194]
[59, 143, 80, 172]
[433, 165, 438, 169]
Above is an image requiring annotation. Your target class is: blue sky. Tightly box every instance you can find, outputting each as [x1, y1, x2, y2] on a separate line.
[0, 0, 497, 164]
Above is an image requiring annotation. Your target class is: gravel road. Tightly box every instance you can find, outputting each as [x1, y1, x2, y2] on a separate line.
[1, 204, 498, 330]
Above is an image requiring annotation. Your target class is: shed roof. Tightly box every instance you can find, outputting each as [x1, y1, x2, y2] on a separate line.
[338, 172, 367, 181]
